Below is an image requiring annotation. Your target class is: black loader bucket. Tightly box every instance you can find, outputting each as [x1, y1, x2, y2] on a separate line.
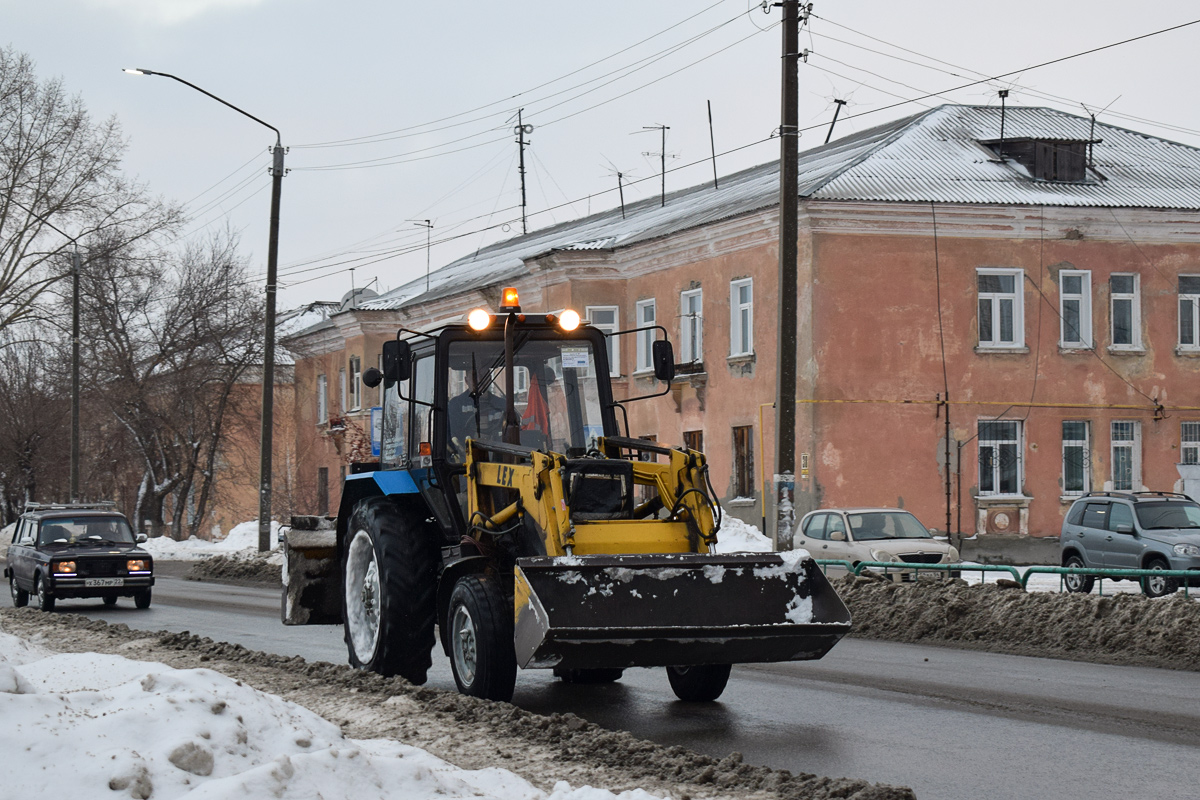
[512, 551, 851, 671]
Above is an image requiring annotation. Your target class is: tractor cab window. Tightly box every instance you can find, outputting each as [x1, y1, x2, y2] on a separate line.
[381, 375, 409, 469]
[445, 338, 606, 463]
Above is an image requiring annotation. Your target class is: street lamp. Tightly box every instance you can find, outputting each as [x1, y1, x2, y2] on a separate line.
[125, 68, 284, 552]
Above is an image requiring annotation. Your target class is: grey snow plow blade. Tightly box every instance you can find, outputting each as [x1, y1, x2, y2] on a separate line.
[513, 551, 851, 671]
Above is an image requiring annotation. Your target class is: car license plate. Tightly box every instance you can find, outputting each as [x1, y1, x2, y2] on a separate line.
[85, 578, 124, 587]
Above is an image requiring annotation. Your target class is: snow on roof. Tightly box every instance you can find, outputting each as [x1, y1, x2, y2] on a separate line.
[354, 104, 1200, 315]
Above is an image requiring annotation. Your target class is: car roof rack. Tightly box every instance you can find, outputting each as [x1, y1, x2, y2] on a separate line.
[23, 501, 118, 512]
[1080, 491, 1135, 500]
[1079, 490, 1194, 502]
[1131, 491, 1194, 501]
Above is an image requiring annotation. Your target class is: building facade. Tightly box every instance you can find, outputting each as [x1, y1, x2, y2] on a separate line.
[284, 105, 1200, 545]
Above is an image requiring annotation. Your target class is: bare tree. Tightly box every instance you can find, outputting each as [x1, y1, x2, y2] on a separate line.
[0, 330, 68, 522]
[0, 46, 179, 335]
[80, 228, 262, 538]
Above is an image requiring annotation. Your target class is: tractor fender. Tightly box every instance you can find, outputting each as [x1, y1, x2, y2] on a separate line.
[336, 470, 422, 558]
[437, 556, 492, 656]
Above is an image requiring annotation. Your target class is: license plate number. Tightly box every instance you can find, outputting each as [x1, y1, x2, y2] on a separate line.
[85, 578, 124, 587]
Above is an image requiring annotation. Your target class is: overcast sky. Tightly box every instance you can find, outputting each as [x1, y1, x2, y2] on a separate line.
[5, 0, 1200, 311]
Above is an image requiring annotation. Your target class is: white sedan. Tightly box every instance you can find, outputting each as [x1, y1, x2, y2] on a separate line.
[794, 508, 959, 577]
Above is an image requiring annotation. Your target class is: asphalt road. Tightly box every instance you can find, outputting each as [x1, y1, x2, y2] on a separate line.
[56, 566, 1200, 800]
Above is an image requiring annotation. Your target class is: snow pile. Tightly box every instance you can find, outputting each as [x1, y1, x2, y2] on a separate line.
[140, 520, 281, 562]
[0, 625, 666, 800]
[712, 513, 774, 553]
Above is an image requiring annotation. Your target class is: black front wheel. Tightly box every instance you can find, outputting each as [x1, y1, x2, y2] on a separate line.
[103, 595, 118, 606]
[1063, 554, 1094, 594]
[447, 575, 517, 702]
[666, 664, 732, 702]
[33, 575, 54, 612]
[1141, 558, 1178, 598]
[10, 576, 28, 608]
[134, 589, 152, 609]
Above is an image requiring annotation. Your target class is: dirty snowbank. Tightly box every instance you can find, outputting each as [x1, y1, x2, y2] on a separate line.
[838, 574, 1200, 672]
[140, 521, 282, 562]
[0, 609, 913, 800]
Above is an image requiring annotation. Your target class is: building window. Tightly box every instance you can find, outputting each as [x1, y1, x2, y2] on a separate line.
[586, 306, 620, 376]
[1059, 270, 1092, 348]
[348, 356, 362, 411]
[978, 420, 1022, 496]
[732, 425, 754, 498]
[1062, 421, 1090, 496]
[977, 269, 1024, 348]
[680, 289, 703, 364]
[635, 299, 656, 372]
[683, 430, 703, 453]
[1182, 422, 1200, 466]
[1110, 274, 1140, 348]
[1180, 276, 1200, 349]
[338, 368, 347, 413]
[377, 353, 385, 406]
[316, 374, 328, 423]
[316, 467, 329, 515]
[1110, 421, 1141, 491]
[730, 279, 753, 356]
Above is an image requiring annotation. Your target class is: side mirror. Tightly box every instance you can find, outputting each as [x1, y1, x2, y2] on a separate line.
[1114, 523, 1134, 534]
[382, 339, 412, 385]
[362, 367, 383, 388]
[652, 340, 675, 383]
[830, 531, 846, 542]
[136, 533, 147, 543]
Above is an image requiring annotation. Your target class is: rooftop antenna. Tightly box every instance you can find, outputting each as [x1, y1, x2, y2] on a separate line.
[707, 100, 719, 190]
[638, 124, 677, 207]
[349, 267, 356, 308]
[602, 158, 633, 220]
[1081, 96, 1119, 168]
[511, 109, 534, 234]
[998, 89, 1010, 161]
[824, 98, 848, 144]
[407, 219, 434, 292]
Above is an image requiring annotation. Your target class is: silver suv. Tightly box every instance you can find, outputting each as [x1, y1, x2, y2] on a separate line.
[1060, 492, 1200, 597]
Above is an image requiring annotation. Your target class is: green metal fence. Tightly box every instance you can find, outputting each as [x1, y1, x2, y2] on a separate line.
[1020, 565, 1195, 597]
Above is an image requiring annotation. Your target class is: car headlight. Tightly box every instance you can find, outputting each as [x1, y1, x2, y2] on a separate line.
[1173, 543, 1200, 558]
[126, 559, 149, 573]
[869, 550, 897, 563]
[948, 547, 960, 562]
[53, 560, 76, 575]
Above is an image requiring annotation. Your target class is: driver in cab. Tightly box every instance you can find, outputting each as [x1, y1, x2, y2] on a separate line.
[446, 359, 506, 460]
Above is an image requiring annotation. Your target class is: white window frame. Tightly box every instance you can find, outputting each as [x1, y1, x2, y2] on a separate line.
[977, 268, 1025, 349]
[1061, 421, 1090, 497]
[586, 306, 620, 377]
[1109, 273, 1141, 349]
[1181, 421, 1200, 466]
[730, 278, 754, 357]
[1110, 420, 1142, 491]
[1179, 275, 1200, 351]
[680, 288, 703, 364]
[377, 354, 385, 406]
[1059, 270, 1092, 348]
[339, 368, 347, 414]
[317, 374, 328, 423]
[978, 419, 1023, 497]
[635, 299, 656, 373]
[348, 355, 362, 411]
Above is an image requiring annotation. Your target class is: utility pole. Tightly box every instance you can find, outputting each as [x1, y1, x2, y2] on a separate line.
[514, 110, 533, 234]
[774, 0, 803, 547]
[707, 101, 719, 190]
[641, 124, 672, 207]
[70, 249, 81, 502]
[258, 140, 285, 552]
[824, 98, 847, 144]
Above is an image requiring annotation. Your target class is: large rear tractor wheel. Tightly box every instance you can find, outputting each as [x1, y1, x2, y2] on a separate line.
[666, 664, 732, 702]
[1141, 558, 1178, 598]
[554, 668, 624, 684]
[10, 576, 28, 608]
[447, 575, 517, 702]
[33, 575, 54, 612]
[1062, 554, 1094, 594]
[343, 497, 439, 683]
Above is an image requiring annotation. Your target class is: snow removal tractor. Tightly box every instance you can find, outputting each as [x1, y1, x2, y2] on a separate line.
[282, 289, 850, 702]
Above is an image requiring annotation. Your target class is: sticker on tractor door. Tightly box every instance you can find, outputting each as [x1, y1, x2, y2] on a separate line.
[560, 347, 590, 369]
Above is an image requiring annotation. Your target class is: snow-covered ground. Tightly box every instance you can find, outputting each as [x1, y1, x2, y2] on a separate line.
[140, 520, 282, 562]
[0, 625, 664, 800]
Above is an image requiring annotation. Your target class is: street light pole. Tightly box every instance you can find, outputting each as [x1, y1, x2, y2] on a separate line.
[125, 68, 284, 552]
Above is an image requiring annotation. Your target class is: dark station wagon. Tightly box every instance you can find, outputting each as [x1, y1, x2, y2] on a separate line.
[5, 503, 154, 611]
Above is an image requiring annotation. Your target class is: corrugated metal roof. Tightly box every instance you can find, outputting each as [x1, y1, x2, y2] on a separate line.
[356, 105, 1200, 316]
